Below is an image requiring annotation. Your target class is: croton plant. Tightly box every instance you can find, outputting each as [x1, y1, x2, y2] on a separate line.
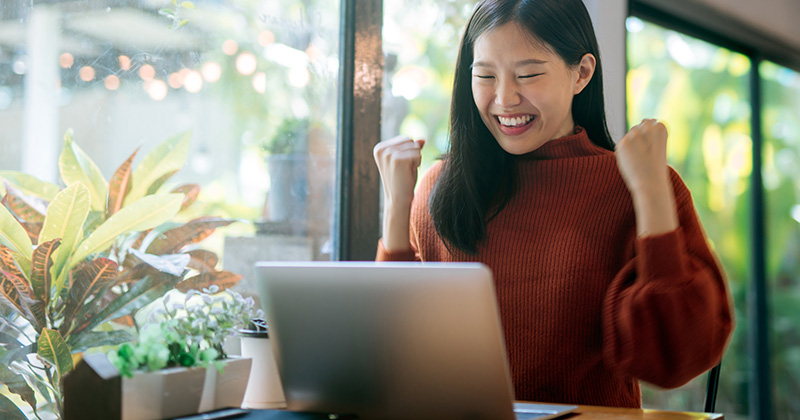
[0, 130, 241, 419]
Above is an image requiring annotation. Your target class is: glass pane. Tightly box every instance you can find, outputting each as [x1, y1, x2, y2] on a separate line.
[761, 60, 800, 420]
[627, 17, 751, 418]
[0, 0, 339, 284]
[382, 0, 474, 172]
[0, 1, 338, 415]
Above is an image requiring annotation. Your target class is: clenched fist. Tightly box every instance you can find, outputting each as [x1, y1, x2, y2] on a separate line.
[373, 136, 426, 208]
[615, 119, 669, 194]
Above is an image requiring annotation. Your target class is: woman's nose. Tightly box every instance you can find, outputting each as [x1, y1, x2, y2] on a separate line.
[494, 79, 521, 108]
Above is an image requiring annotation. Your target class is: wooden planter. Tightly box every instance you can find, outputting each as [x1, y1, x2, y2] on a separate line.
[64, 354, 252, 420]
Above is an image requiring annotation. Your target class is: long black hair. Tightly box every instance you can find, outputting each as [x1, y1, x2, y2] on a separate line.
[429, 0, 615, 254]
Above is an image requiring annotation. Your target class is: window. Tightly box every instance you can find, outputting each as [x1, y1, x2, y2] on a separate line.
[0, 0, 340, 296]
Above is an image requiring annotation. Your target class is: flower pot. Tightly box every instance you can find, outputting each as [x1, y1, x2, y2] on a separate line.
[122, 365, 205, 420]
[198, 357, 253, 412]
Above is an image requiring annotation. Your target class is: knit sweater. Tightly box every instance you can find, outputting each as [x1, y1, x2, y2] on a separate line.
[375, 128, 733, 408]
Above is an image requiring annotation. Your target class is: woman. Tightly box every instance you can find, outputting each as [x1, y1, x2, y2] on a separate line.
[373, 0, 732, 408]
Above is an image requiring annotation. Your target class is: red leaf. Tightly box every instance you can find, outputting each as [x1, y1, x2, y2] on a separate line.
[174, 270, 242, 293]
[106, 148, 139, 218]
[30, 239, 61, 307]
[145, 217, 235, 255]
[63, 258, 119, 324]
[186, 249, 218, 272]
[171, 184, 201, 212]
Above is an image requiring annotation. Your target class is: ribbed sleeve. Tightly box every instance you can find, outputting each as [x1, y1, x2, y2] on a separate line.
[374, 128, 733, 408]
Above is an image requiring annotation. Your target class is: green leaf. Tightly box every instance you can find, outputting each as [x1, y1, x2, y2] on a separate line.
[0, 393, 27, 420]
[125, 132, 190, 206]
[29, 239, 61, 308]
[145, 170, 179, 196]
[37, 329, 73, 378]
[107, 148, 138, 218]
[0, 204, 33, 264]
[0, 171, 59, 201]
[79, 270, 181, 335]
[158, 7, 175, 17]
[69, 194, 183, 266]
[58, 131, 108, 212]
[179, 1, 195, 9]
[146, 217, 234, 255]
[176, 19, 189, 28]
[0, 363, 37, 417]
[38, 182, 90, 292]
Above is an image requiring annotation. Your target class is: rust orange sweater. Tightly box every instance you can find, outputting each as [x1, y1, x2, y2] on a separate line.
[376, 128, 733, 408]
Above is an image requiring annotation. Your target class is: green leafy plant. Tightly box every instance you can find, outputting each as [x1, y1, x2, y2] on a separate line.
[109, 286, 261, 377]
[264, 117, 310, 155]
[0, 130, 241, 419]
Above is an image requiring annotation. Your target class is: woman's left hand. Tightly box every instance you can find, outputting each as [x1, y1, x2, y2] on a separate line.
[616, 119, 679, 237]
[615, 118, 670, 193]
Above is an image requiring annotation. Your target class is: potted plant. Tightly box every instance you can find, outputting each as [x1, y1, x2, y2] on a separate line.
[0, 130, 241, 419]
[262, 117, 310, 226]
[102, 286, 261, 419]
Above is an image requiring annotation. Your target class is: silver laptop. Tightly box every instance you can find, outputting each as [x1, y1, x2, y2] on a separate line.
[255, 261, 577, 420]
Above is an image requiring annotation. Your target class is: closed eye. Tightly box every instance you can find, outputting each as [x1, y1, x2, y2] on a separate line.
[474, 75, 495, 79]
[519, 73, 544, 79]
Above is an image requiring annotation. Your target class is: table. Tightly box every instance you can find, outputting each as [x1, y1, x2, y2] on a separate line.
[230, 404, 724, 420]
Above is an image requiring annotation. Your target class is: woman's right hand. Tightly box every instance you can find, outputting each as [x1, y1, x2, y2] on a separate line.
[373, 136, 425, 252]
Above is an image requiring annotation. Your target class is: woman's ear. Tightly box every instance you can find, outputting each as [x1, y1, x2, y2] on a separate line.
[573, 53, 596, 95]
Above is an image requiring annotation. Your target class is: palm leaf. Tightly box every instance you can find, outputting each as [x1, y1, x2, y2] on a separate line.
[69, 194, 183, 266]
[0, 171, 59, 201]
[58, 131, 108, 212]
[187, 249, 218, 272]
[0, 204, 33, 265]
[0, 363, 37, 417]
[146, 217, 234, 255]
[172, 184, 201, 211]
[125, 131, 190, 206]
[175, 270, 242, 293]
[30, 239, 60, 308]
[38, 328, 73, 379]
[1, 183, 47, 223]
[106, 148, 139, 218]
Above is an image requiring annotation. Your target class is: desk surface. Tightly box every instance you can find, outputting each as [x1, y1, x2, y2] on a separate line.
[567, 403, 723, 419]
[238, 404, 724, 420]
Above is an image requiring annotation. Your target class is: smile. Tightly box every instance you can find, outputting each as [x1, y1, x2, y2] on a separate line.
[496, 114, 535, 127]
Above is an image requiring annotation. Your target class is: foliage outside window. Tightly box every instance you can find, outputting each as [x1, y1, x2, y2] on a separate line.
[627, 17, 752, 419]
[761, 61, 800, 420]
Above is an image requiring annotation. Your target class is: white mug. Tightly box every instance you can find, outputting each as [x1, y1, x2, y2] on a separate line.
[239, 324, 287, 409]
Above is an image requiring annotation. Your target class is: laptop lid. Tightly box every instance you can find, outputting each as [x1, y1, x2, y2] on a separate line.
[255, 261, 518, 420]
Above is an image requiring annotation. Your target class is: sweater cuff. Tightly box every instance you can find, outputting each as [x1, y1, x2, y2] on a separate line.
[376, 238, 417, 262]
[635, 228, 690, 283]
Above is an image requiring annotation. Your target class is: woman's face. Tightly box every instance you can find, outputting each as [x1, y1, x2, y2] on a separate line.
[471, 22, 594, 155]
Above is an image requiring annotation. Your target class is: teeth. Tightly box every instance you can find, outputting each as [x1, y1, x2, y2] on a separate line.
[498, 115, 534, 127]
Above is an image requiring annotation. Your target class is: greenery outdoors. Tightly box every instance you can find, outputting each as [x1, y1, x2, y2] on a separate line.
[761, 60, 800, 419]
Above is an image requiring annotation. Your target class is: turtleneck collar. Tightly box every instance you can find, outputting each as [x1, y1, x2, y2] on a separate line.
[517, 126, 609, 160]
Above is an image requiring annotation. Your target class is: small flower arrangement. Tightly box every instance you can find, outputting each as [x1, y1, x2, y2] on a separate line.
[109, 286, 263, 377]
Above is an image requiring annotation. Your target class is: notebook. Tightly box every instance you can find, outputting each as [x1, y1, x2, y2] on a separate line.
[255, 261, 577, 420]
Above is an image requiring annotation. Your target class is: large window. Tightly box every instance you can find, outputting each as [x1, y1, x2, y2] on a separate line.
[0, 0, 340, 293]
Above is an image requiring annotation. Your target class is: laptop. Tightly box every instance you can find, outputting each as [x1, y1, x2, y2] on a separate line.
[255, 261, 577, 420]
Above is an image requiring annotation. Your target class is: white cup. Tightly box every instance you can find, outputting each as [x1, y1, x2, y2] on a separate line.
[240, 324, 287, 409]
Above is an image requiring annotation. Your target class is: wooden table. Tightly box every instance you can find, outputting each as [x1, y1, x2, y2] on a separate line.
[557, 403, 724, 419]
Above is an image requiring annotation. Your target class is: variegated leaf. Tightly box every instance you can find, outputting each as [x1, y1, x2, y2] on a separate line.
[0, 171, 60, 201]
[58, 131, 108, 212]
[171, 184, 200, 211]
[0, 244, 26, 281]
[125, 131, 190, 206]
[145, 170, 179, 196]
[63, 258, 118, 325]
[175, 270, 242, 293]
[0, 270, 42, 330]
[2, 183, 47, 223]
[187, 249, 218, 272]
[145, 217, 234, 255]
[37, 329, 73, 378]
[106, 148, 139, 218]
[30, 239, 61, 307]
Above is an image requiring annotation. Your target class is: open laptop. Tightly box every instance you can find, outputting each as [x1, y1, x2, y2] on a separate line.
[255, 261, 577, 420]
